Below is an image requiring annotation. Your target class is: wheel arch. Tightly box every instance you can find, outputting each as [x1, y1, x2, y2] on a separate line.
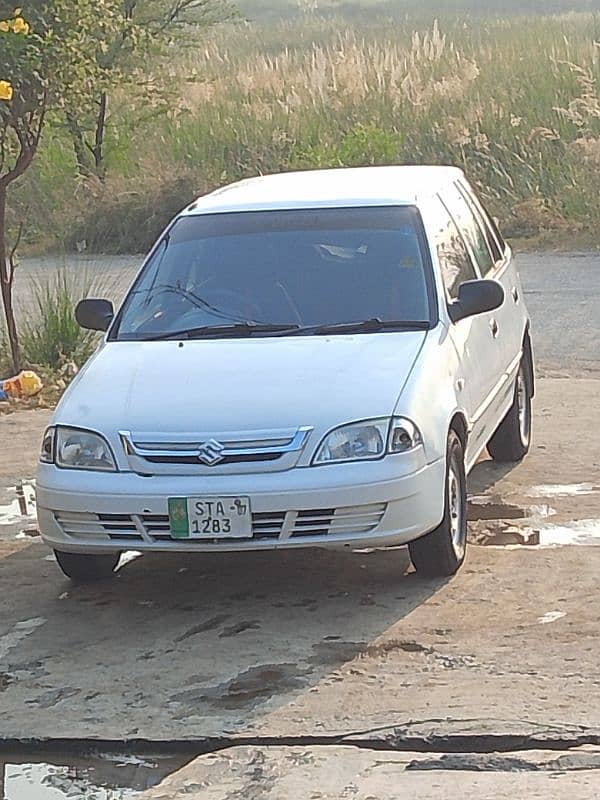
[449, 412, 468, 451]
[523, 326, 535, 398]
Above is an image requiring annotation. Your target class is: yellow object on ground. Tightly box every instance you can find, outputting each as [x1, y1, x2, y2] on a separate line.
[0, 80, 14, 101]
[1, 370, 43, 398]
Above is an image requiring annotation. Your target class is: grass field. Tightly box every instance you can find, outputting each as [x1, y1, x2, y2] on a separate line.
[239, 1, 600, 21]
[12, 5, 600, 254]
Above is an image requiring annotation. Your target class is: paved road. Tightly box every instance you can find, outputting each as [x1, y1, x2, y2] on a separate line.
[16, 249, 600, 370]
[515, 250, 600, 371]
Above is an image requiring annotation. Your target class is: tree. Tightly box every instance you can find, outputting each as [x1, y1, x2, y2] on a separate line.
[0, 1, 125, 370]
[64, 0, 238, 179]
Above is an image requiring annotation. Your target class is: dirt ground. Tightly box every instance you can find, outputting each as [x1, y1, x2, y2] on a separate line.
[2, 249, 600, 796]
[1, 376, 600, 797]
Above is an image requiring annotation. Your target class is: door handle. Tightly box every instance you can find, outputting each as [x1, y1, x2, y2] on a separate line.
[512, 287, 519, 303]
[490, 318, 499, 338]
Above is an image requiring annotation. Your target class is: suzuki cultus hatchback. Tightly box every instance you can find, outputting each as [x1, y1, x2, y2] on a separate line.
[37, 166, 533, 582]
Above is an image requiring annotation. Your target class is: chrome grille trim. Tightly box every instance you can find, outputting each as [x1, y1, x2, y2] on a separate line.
[119, 427, 312, 464]
[55, 503, 387, 544]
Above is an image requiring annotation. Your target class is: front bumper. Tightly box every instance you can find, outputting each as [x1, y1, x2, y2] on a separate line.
[36, 456, 446, 554]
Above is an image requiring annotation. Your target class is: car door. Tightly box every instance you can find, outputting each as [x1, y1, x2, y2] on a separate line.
[456, 178, 526, 386]
[427, 193, 503, 465]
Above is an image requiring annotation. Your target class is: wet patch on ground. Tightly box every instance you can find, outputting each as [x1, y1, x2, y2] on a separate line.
[0, 751, 194, 799]
[470, 516, 600, 548]
[174, 615, 231, 642]
[407, 751, 600, 772]
[219, 620, 262, 638]
[308, 640, 366, 666]
[468, 491, 600, 548]
[170, 664, 312, 712]
[468, 499, 527, 521]
[0, 482, 40, 547]
[527, 483, 598, 499]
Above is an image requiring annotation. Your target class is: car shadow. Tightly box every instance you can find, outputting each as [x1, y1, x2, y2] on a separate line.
[1, 542, 448, 740]
[467, 452, 518, 497]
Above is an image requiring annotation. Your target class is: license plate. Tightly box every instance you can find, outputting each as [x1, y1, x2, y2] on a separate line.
[168, 496, 252, 539]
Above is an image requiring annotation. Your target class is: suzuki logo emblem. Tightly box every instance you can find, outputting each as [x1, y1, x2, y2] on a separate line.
[197, 439, 226, 466]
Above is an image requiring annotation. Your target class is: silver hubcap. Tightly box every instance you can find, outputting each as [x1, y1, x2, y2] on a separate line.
[448, 460, 465, 556]
[517, 367, 530, 446]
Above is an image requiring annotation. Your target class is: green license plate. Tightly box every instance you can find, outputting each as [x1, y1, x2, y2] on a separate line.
[168, 497, 252, 539]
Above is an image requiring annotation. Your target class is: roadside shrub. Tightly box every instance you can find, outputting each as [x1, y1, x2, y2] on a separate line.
[292, 124, 405, 168]
[67, 172, 205, 254]
[19, 271, 100, 369]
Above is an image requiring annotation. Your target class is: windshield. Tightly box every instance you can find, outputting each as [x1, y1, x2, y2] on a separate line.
[114, 207, 432, 340]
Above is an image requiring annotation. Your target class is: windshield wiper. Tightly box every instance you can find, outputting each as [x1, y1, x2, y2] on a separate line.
[272, 318, 431, 337]
[144, 322, 301, 341]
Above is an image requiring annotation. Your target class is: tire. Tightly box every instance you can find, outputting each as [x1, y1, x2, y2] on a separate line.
[487, 356, 532, 463]
[409, 430, 467, 578]
[54, 550, 121, 583]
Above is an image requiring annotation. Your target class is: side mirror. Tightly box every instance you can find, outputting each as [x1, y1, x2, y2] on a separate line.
[76, 298, 114, 332]
[448, 279, 504, 324]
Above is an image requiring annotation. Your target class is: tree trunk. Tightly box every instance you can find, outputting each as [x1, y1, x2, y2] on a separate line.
[65, 92, 107, 179]
[0, 185, 21, 372]
[65, 110, 93, 177]
[92, 91, 108, 178]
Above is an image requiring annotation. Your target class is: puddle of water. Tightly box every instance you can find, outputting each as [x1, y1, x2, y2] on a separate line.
[467, 497, 555, 523]
[528, 483, 597, 498]
[1, 752, 193, 800]
[0, 482, 37, 528]
[473, 519, 600, 548]
[470, 523, 540, 547]
[468, 491, 596, 548]
[538, 519, 600, 547]
[527, 504, 557, 519]
[0, 499, 33, 528]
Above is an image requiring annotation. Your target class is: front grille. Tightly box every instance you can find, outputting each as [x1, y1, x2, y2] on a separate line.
[141, 453, 282, 466]
[119, 428, 312, 473]
[55, 503, 386, 545]
[291, 505, 386, 537]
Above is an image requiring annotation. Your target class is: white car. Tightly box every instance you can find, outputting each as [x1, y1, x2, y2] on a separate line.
[37, 166, 533, 582]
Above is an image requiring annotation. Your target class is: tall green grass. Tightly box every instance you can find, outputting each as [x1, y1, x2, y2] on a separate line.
[240, 0, 600, 21]
[12, 10, 600, 253]
[19, 271, 99, 369]
[0, 271, 101, 376]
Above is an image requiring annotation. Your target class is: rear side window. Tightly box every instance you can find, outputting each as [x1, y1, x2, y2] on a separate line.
[457, 182, 506, 266]
[430, 195, 477, 299]
[439, 182, 495, 276]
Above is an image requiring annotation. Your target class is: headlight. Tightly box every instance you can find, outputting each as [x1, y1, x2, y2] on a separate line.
[314, 417, 422, 465]
[389, 418, 423, 453]
[40, 427, 56, 464]
[54, 427, 117, 472]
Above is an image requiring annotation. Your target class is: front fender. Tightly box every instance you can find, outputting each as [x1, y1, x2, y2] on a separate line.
[394, 324, 468, 464]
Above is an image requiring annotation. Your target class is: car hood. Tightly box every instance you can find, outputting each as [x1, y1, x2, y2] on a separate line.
[54, 333, 427, 434]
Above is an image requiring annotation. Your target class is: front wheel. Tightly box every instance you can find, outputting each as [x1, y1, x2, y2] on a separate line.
[487, 357, 532, 463]
[54, 550, 121, 583]
[409, 430, 467, 578]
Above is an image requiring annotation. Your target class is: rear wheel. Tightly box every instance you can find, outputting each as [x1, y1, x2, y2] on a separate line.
[487, 356, 532, 463]
[54, 550, 121, 583]
[409, 430, 467, 577]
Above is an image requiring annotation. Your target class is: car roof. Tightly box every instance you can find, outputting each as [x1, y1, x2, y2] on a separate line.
[183, 165, 464, 216]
